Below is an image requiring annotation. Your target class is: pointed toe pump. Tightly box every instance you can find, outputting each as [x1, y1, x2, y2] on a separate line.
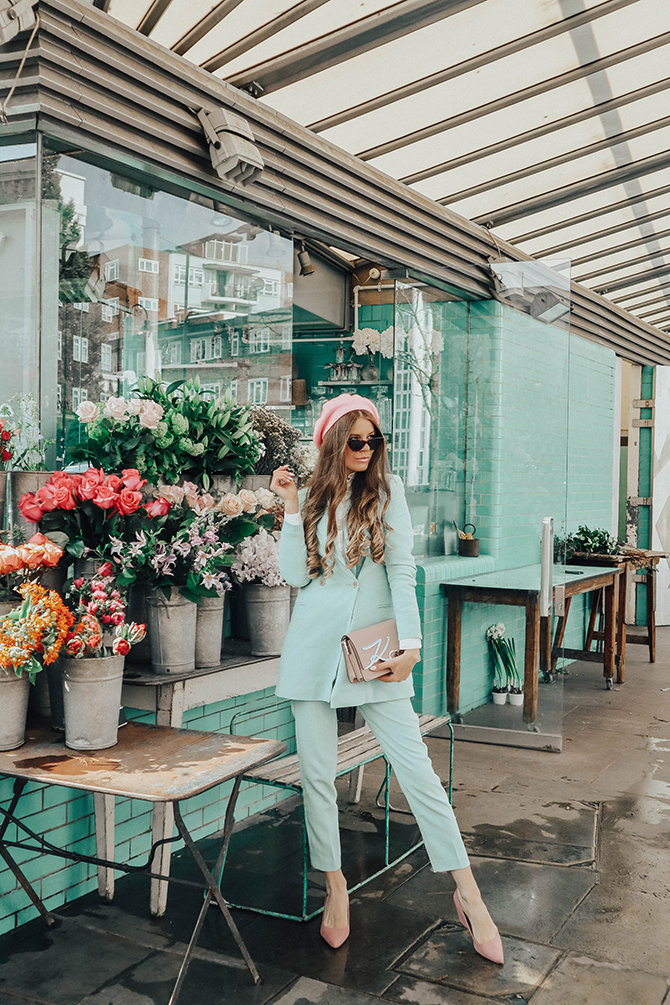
[320, 901, 350, 949]
[453, 891, 504, 965]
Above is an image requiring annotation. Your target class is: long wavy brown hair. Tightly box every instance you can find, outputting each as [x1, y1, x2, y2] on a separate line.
[303, 410, 391, 579]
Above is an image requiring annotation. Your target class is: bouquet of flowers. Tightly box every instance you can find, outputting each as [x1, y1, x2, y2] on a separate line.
[0, 532, 64, 602]
[64, 561, 145, 659]
[18, 467, 155, 559]
[68, 376, 262, 489]
[486, 622, 522, 694]
[0, 582, 74, 681]
[232, 528, 286, 588]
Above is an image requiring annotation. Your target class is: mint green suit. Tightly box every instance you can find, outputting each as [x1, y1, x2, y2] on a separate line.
[276, 474, 470, 874]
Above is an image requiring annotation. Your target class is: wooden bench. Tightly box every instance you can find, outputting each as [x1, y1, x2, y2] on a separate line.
[224, 710, 453, 921]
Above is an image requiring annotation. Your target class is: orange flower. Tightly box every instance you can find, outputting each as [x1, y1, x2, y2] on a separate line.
[0, 546, 22, 575]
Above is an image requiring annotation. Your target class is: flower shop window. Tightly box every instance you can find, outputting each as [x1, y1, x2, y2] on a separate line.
[38, 140, 293, 464]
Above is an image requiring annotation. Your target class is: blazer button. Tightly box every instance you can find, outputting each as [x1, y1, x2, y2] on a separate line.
[351, 580, 357, 588]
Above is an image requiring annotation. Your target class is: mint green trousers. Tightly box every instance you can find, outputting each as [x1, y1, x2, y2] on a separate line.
[291, 698, 470, 874]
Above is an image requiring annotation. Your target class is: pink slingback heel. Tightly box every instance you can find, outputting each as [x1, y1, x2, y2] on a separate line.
[320, 898, 350, 949]
[453, 891, 504, 965]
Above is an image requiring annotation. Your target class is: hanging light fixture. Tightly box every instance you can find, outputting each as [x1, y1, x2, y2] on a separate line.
[297, 240, 315, 277]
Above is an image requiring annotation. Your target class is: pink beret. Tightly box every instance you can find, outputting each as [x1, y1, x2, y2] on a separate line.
[312, 393, 381, 448]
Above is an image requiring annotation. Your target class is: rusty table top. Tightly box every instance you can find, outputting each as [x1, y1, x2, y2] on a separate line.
[0, 723, 285, 802]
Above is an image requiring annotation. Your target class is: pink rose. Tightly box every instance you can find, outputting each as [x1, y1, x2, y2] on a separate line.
[52, 485, 76, 510]
[92, 485, 118, 510]
[138, 401, 163, 429]
[238, 489, 257, 513]
[194, 493, 215, 516]
[18, 493, 45, 523]
[76, 400, 100, 424]
[36, 484, 59, 511]
[104, 474, 123, 492]
[75, 469, 105, 501]
[157, 484, 184, 506]
[145, 497, 172, 518]
[182, 482, 199, 508]
[115, 488, 143, 515]
[121, 469, 146, 492]
[103, 396, 129, 422]
[218, 493, 244, 517]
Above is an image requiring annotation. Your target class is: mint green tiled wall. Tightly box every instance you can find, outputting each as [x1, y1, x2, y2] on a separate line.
[413, 300, 617, 716]
[0, 688, 295, 936]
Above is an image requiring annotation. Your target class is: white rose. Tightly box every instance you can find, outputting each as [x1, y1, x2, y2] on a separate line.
[126, 398, 144, 415]
[139, 401, 164, 429]
[218, 493, 244, 517]
[238, 489, 257, 512]
[255, 487, 278, 510]
[76, 400, 100, 424]
[103, 396, 129, 422]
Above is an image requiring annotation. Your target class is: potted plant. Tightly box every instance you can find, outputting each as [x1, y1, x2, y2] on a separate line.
[0, 582, 73, 749]
[62, 572, 145, 750]
[487, 622, 522, 705]
[486, 623, 509, 705]
[67, 377, 262, 491]
[232, 528, 289, 656]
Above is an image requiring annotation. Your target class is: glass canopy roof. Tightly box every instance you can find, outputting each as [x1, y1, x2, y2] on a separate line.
[93, 0, 670, 331]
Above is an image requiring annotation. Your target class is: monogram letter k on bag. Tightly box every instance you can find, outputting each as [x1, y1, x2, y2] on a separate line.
[341, 619, 400, 683]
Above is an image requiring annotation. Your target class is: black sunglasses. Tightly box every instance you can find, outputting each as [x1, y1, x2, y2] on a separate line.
[346, 434, 385, 451]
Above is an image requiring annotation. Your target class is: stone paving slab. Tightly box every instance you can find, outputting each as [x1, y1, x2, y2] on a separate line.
[386, 856, 596, 943]
[270, 976, 391, 1004]
[383, 975, 502, 1003]
[531, 952, 670, 1005]
[598, 794, 670, 897]
[397, 926, 560, 998]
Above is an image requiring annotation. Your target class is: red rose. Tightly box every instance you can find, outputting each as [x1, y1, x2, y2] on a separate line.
[92, 485, 118, 510]
[112, 638, 130, 656]
[105, 474, 123, 492]
[35, 485, 58, 512]
[48, 472, 71, 488]
[121, 469, 147, 492]
[76, 468, 105, 501]
[144, 497, 172, 518]
[53, 485, 76, 510]
[0, 430, 10, 442]
[1, 449, 12, 461]
[98, 562, 114, 577]
[115, 488, 142, 515]
[18, 493, 45, 523]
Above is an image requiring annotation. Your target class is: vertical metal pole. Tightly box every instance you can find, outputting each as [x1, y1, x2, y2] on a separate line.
[540, 517, 554, 618]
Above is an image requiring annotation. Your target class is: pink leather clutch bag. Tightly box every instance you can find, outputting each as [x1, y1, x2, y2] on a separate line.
[341, 618, 400, 683]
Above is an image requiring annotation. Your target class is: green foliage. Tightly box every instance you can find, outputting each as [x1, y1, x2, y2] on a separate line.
[67, 376, 262, 487]
[555, 525, 620, 561]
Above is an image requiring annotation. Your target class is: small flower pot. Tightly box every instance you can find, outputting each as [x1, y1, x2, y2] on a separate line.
[508, 690, 524, 707]
[62, 654, 125, 750]
[492, 688, 508, 706]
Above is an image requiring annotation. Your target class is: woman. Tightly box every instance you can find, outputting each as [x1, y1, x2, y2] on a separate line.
[270, 393, 502, 962]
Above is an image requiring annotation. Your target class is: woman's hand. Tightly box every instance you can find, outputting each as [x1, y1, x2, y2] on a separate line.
[375, 649, 420, 683]
[271, 465, 300, 514]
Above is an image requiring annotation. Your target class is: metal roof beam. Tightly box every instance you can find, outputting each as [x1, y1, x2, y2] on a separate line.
[403, 74, 670, 187]
[472, 148, 670, 229]
[639, 304, 670, 320]
[438, 114, 670, 207]
[137, 0, 174, 35]
[611, 281, 670, 303]
[357, 28, 670, 162]
[309, 0, 638, 134]
[199, 0, 330, 71]
[577, 246, 670, 283]
[594, 263, 670, 294]
[221, 0, 488, 89]
[570, 224, 670, 268]
[533, 206, 670, 258]
[613, 291, 670, 310]
[172, 0, 245, 56]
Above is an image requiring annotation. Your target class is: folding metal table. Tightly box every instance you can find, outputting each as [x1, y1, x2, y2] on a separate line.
[0, 721, 285, 1003]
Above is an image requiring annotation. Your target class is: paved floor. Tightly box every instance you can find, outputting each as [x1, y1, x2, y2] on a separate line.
[1, 630, 669, 1005]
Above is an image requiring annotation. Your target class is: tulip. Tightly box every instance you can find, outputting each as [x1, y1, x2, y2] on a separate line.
[101, 614, 112, 624]
[111, 611, 124, 626]
[112, 638, 130, 656]
[73, 577, 85, 588]
[1, 449, 11, 462]
[98, 562, 114, 577]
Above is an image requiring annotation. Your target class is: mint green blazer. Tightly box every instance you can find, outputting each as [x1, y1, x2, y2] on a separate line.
[276, 474, 421, 708]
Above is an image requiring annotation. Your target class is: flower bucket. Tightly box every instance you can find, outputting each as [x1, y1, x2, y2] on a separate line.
[145, 586, 197, 674]
[46, 657, 65, 731]
[195, 595, 225, 668]
[492, 689, 507, 706]
[62, 654, 125, 750]
[127, 583, 152, 664]
[0, 671, 30, 750]
[245, 584, 290, 656]
[508, 691, 524, 707]
[28, 666, 51, 718]
[73, 557, 102, 581]
[0, 471, 7, 530]
[10, 471, 54, 536]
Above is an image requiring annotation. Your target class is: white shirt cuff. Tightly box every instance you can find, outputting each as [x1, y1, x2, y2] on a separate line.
[399, 638, 421, 651]
[283, 511, 303, 525]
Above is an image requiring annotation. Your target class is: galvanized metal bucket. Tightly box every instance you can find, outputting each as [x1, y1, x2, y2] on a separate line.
[62, 654, 125, 750]
[127, 583, 152, 664]
[145, 587, 197, 674]
[245, 584, 290, 656]
[195, 595, 225, 668]
[0, 670, 30, 750]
